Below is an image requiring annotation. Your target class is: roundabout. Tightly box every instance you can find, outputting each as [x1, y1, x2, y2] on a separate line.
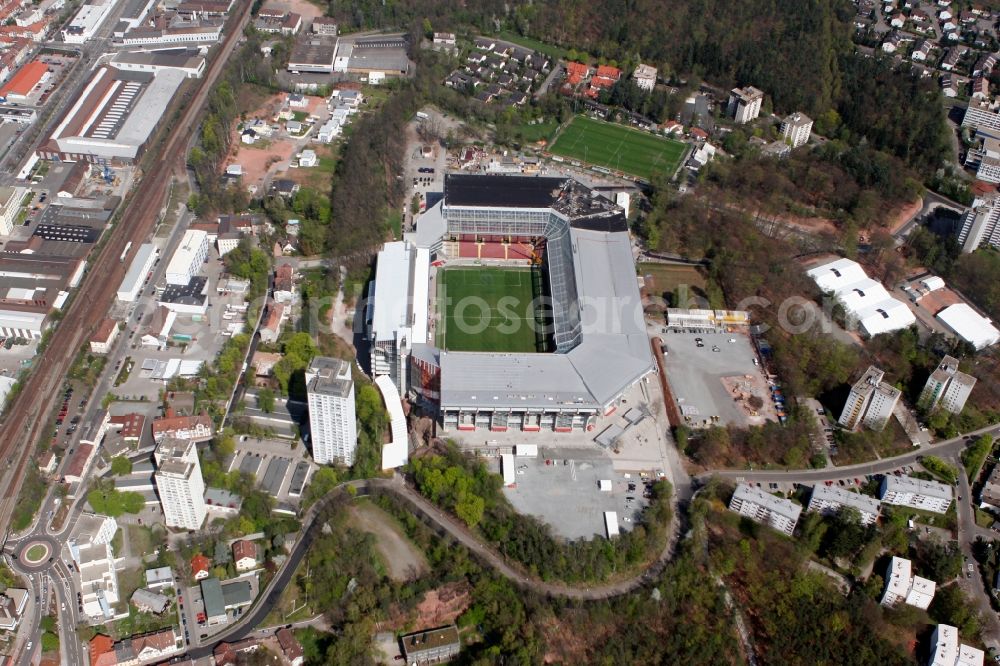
[12, 535, 59, 572]
[24, 543, 48, 564]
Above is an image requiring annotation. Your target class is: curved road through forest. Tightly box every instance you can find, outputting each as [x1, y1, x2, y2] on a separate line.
[185, 423, 1000, 659]
[183, 474, 683, 659]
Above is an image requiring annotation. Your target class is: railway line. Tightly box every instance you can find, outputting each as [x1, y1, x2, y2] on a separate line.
[0, 2, 253, 538]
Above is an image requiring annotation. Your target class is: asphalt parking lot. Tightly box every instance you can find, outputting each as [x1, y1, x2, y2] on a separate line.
[500, 448, 649, 540]
[661, 330, 767, 427]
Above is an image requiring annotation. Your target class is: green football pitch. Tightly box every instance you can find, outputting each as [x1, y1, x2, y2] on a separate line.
[549, 115, 687, 181]
[437, 267, 547, 353]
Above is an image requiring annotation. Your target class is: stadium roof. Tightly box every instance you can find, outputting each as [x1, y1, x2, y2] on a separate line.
[370, 241, 428, 344]
[440, 226, 651, 410]
[936, 303, 1000, 350]
[445, 174, 565, 208]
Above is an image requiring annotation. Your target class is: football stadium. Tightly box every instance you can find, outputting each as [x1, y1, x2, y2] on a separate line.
[366, 174, 654, 433]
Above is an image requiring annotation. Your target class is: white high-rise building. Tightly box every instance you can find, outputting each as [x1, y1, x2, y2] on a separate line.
[727, 86, 764, 124]
[0, 186, 25, 237]
[880, 556, 936, 610]
[165, 229, 209, 285]
[929, 624, 985, 666]
[919, 355, 976, 415]
[154, 437, 207, 530]
[306, 356, 357, 465]
[632, 63, 657, 91]
[838, 366, 901, 432]
[780, 112, 813, 148]
[957, 198, 1000, 253]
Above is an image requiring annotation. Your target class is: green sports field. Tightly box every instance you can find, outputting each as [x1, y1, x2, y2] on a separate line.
[437, 267, 548, 353]
[549, 115, 687, 180]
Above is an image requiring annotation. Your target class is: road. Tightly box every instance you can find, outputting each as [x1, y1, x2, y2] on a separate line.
[954, 457, 1000, 649]
[172, 473, 684, 661]
[892, 189, 967, 243]
[701, 423, 1000, 484]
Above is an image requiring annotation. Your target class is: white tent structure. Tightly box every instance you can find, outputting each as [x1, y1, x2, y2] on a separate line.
[806, 258, 915, 337]
[936, 303, 1000, 350]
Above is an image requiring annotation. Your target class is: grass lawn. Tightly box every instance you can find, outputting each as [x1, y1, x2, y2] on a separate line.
[292, 111, 309, 122]
[387, 210, 401, 239]
[637, 263, 707, 292]
[25, 544, 47, 562]
[11, 468, 46, 531]
[497, 30, 567, 60]
[976, 507, 995, 529]
[550, 115, 687, 180]
[514, 118, 559, 144]
[438, 267, 545, 353]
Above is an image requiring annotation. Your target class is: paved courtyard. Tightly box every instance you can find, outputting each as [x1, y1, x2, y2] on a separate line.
[498, 448, 648, 540]
[661, 330, 771, 428]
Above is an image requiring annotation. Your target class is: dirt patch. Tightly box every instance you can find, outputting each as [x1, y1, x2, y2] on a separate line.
[224, 92, 304, 192]
[720, 374, 777, 426]
[915, 285, 963, 316]
[884, 198, 922, 234]
[413, 582, 472, 627]
[263, 0, 324, 20]
[347, 501, 429, 582]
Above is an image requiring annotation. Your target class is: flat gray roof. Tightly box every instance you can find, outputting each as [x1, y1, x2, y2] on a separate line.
[882, 474, 953, 500]
[221, 579, 253, 607]
[347, 46, 409, 73]
[238, 454, 262, 476]
[733, 483, 802, 522]
[260, 457, 290, 496]
[201, 578, 224, 618]
[116, 68, 186, 149]
[809, 484, 881, 516]
[119, 244, 157, 295]
[306, 356, 352, 398]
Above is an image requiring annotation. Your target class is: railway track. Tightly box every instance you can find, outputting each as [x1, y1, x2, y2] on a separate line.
[0, 2, 253, 536]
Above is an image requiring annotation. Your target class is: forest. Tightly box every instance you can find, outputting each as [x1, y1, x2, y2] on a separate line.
[292, 475, 955, 664]
[292, 487, 738, 665]
[322, 0, 946, 176]
[407, 443, 673, 583]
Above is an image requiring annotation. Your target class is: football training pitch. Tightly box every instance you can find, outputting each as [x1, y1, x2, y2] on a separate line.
[549, 115, 687, 180]
[437, 267, 548, 353]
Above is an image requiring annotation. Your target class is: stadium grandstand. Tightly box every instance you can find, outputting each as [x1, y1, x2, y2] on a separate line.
[368, 174, 653, 434]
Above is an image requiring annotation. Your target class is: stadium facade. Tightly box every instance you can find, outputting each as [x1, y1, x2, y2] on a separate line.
[368, 174, 654, 433]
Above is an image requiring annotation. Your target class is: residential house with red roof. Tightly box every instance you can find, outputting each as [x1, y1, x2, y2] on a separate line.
[151, 410, 212, 443]
[565, 61, 590, 86]
[109, 413, 145, 441]
[232, 540, 257, 572]
[191, 553, 211, 581]
[277, 628, 304, 666]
